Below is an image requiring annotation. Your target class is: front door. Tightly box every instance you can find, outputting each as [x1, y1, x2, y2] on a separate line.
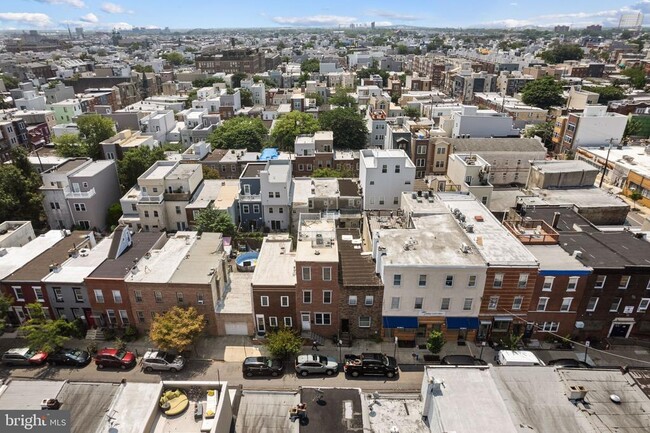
[610, 323, 631, 338]
[301, 313, 311, 332]
[341, 319, 350, 333]
[256, 314, 266, 334]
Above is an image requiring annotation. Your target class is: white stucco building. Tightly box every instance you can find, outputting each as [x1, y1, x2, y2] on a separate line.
[359, 149, 415, 210]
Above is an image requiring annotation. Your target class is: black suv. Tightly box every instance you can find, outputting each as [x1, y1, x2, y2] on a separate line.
[242, 356, 284, 377]
[441, 355, 488, 366]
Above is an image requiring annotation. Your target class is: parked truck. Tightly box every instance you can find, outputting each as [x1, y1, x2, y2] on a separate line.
[343, 353, 399, 378]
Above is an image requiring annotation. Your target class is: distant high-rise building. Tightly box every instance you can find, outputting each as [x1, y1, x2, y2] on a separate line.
[350, 23, 355, 28]
[585, 24, 602, 32]
[371, 21, 375, 29]
[619, 12, 643, 29]
[75, 27, 84, 39]
[554, 25, 570, 33]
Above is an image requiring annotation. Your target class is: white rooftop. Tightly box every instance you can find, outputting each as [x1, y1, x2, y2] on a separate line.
[526, 245, 592, 272]
[0, 380, 66, 410]
[0, 230, 65, 280]
[218, 272, 253, 315]
[70, 159, 115, 178]
[186, 179, 239, 211]
[42, 237, 112, 284]
[580, 145, 650, 179]
[97, 382, 163, 433]
[252, 235, 295, 287]
[126, 232, 197, 284]
[291, 178, 312, 206]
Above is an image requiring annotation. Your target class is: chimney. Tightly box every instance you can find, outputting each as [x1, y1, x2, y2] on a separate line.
[552, 212, 561, 229]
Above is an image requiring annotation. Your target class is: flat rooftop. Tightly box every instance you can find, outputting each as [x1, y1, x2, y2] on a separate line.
[88, 231, 166, 279]
[525, 187, 630, 210]
[519, 206, 598, 233]
[440, 137, 546, 153]
[46, 157, 88, 174]
[530, 159, 599, 174]
[291, 178, 312, 205]
[313, 178, 339, 197]
[57, 382, 120, 433]
[167, 163, 200, 180]
[367, 394, 428, 433]
[142, 162, 176, 180]
[126, 232, 197, 284]
[0, 230, 65, 280]
[264, 161, 291, 183]
[242, 162, 265, 178]
[42, 236, 112, 284]
[70, 160, 114, 178]
[186, 179, 239, 211]
[0, 380, 66, 410]
[169, 232, 224, 285]
[235, 390, 299, 433]
[579, 145, 650, 179]
[252, 235, 296, 287]
[97, 382, 162, 433]
[218, 272, 253, 315]
[525, 245, 592, 273]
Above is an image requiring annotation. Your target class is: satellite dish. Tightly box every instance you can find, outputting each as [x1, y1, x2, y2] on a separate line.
[610, 394, 621, 404]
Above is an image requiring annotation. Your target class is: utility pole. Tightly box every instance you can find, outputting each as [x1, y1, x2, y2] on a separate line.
[598, 138, 615, 188]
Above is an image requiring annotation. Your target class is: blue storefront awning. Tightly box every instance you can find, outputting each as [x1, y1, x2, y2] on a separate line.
[383, 316, 419, 329]
[445, 317, 480, 330]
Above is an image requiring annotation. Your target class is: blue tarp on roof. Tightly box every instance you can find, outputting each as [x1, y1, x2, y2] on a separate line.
[445, 317, 480, 330]
[382, 316, 418, 329]
[259, 148, 279, 160]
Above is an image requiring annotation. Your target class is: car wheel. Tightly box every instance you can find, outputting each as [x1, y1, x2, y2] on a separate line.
[326, 369, 334, 376]
[351, 371, 360, 377]
[144, 366, 153, 373]
[386, 371, 395, 378]
[300, 370, 308, 377]
[169, 367, 177, 373]
[97, 364, 104, 369]
[245, 371, 253, 377]
[120, 364, 127, 370]
[271, 371, 279, 377]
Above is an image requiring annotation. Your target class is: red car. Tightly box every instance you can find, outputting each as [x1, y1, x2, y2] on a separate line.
[2, 348, 48, 366]
[94, 348, 136, 370]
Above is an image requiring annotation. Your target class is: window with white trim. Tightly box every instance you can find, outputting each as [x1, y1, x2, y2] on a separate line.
[260, 296, 269, 307]
[638, 298, 650, 312]
[302, 266, 311, 281]
[536, 297, 549, 311]
[94, 289, 104, 303]
[323, 291, 332, 304]
[619, 275, 630, 289]
[154, 291, 163, 303]
[53, 287, 63, 302]
[73, 288, 83, 302]
[315, 313, 331, 325]
[33, 287, 44, 302]
[468, 275, 477, 287]
[322, 267, 332, 281]
[303, 290, 312, 304]
[281, 296, 289, 307]
[284, 317, 292, 327]
[393, 274, 401, 287]
[440, 297, 450, 310]
[594, 275, 606, 289]
[540, 322, 559, 332]
[269, 316, 278, 327]
[348, 295, 357, 306]
[445, 275, 454, 287]
[512, 296, 523, 310]
[418, 275, 427, 287]
[488, 296, 499, 310]
[463, 298, 473, 311]
[493, 273, 504, 288]
[610, 297, 622, 312]
[13, 286, 24, 301]
[74, 203, 86, 212]
[567, 277, 579, 292]
[586, 296, 599, 312]
[518, 273, 529, 289]
[542, 276, 554, 291]
[560, 297, 573, 312]
[390, 297, 400, 309]
[365, 295, 374, 306]
[414, 297, 423, 309]
[359, 316, 371, 328]
[113, 290, 122, 304]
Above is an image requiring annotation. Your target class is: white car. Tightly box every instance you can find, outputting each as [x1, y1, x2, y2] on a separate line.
[141, 350, 185, 372]
[294, 354, 338, 376]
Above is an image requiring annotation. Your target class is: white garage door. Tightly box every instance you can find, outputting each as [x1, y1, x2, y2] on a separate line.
[225, 322, 249, 335]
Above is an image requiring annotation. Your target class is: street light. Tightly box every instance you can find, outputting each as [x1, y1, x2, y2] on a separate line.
[598, 138, 616, 188]
[337, 339, 343, 364]
[584, 340, 590, 363]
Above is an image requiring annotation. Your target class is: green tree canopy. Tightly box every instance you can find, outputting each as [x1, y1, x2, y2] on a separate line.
[621, 66, 647, 89]
[0, 148, 43, 224]
[20, 303, 76, 353]
[192, 77, 224, 88]
[540, 44, 584, 64]
[240, 88, 253, 107]
[300, 58, 320, 73]
[202, 165, 220, 179]
[231, 72, 247, 89]
[403, 106, 421, 120]
[162, 51, 184, 65]
[106, 202, 122, 230]
[312, 167, 353, 178]
[117, 146, 166, 191]
[270, 111, 320, 151]
[208, 116, 267, 151]
[521, 76, 565, 109]
[582, 86, 626, 104]
[0, 293, 13, 328]
[328, 87, 356, 108]
[305, 92, 323, 107]
[318, 107, 368, 150]
[264, 328, 303, 359]
[195, 208, 236, 237]
[149, 306, 205, 353]
[426, 330, 446, 355]
[523, 121, 554, 150]
[77, 114, 116, 160]
[1, 74, 20, 90]
[54, 133, 89, 158]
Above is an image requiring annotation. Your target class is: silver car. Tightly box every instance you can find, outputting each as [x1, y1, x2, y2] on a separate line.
[141, 350, 185, 372]
[295, 354, 338, 376]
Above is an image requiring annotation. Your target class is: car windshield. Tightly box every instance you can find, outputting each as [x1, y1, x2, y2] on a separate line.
[69, 350, 83, 359]
[163, 353, 176, 363]
[317, 355, 327, 364]
[115, 350, 127, 360]
[24, 349, 36, 358]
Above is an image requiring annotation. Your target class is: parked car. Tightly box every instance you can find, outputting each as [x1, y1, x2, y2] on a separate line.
[441, 355, 488, 366]
[495, 350, 545, 366]
[548, 358, 591, 368]
[242, 356, 284, 377]
[94, 348, 136, 370]
[47, 348, 91, 367]
[343, 353, 399, 378]
[295, 354, 338, 376]
[1, 348, 48, 366]
[141, 350, 185, 372]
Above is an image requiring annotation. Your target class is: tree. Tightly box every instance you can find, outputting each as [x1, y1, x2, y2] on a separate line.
[271, 111, 320, 151]
[231, 72, 247, 89]
[521, 76, 565, 109]
[312, 167, 343, 178]
[192, 77, 224, 88]
[300, 58, 320, 73]
[106, 202, 122, 230]
[426, 330, 445, 355]
[621, 67, 647, 89]
[149, 307, 205, 353]
[54, 133, 89, 158]
[499, 333, 522, 350]
[1, 74, 20, 90]
[20, 303, 76, 353]
[0, 293, 13, 329]
[318, 107, 368, 150]
[133, 65, 154, 73]
[208, 116, 268, 152]
[328, 87, 356, 108]
[540, 44, 584, 64]
[77, 115, 116, 160]
[523, 121, 554, 150]
[583, 86, 626, 104]
[118, 146, 166, 191]
[240, 88, 253, 107]
[0, 148, 43, 224]
[305, 92, 323, 107]
[264, 328, 303, 360]
[396, 44, 408, 55]
[624, 117, 644, 138]
[403, 106, 421, 120]
[202, 165, 220, 180]
[162, 51, 184, 66]
[195, 208, 236, 237]
[629, 190, 643, 211]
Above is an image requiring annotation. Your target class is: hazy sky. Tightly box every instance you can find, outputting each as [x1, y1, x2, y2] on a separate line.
[1, 0, 649, 30]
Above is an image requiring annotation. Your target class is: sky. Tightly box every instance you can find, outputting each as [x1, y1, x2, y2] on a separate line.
[0, 0, 649, 31]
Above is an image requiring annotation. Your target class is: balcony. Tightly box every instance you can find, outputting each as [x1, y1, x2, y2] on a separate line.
[503, 219, 559, 245]
[64, 187, 96, 199]
[138, 193, 164, 204]
[239, 193, 261, 202]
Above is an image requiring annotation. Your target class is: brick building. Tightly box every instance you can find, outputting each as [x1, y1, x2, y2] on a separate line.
[195, 49, 265, 74]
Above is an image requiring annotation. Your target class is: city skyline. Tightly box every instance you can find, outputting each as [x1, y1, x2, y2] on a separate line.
[0, 0, 649, 31]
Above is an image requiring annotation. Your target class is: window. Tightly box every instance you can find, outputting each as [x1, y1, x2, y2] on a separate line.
[382, 164, 387, 173]
[94, 289, 104, 303]
[393, 196, 399, 205]
[414, 297, 423, 309]
[609, 297, 622, 312]
[74, 203, 86, 212]
[275, 192, 280, 198]
[119, 310, 129, 325]
[619, 275, 631, 289]
[106, 310, 116, 324]
[269, 316, 278, 327]
[303, 290, 312, 304]
[359, 316, 371, 328]
[512, 296, 523, 311]
[281, 296, 289, 307]
[638, 298, 650, 312]
[302, 266, 311, 281]
[488, 296, 499, 310]
[73, 288, 83, 302]
[348, 295, 358, 305]
[53, 287, 63, 302]
[279, 207, 284, 214]
[136, 311, 145, 324]
[540, 322, 560, 332]
[268, 192, 274, 198]
[144, 210, 150, 217]
[260, 296, 269, 307]
[440, 298, 451, 310]
[493, 273, 504, 288]
[113, 290, 122, 304]
[393, 274, 402, 287]
[322, 267, 332, 281]
[78, 221, 90, 230]
[197, 293, 204, 305]
[417, 145, 427, 154]
[561, 297, 573, 312]
[175, 206, 181, 214]
[445, 275, 454, 287]
[323, 291, 332, 304]
[518, 273, 529, 289]
[390, 297, 400, 309]
[33, 287, 44, 302]
[586, 297, 599, 312]
[416, 274, 427, 287]
[595, 275, 606, 289]
[468, 275, 477, 287]
[394, 165, 401, 173]
[284, 317, 292, 327]
[154, 291, 163, 303]
[134, 290, 143, 303]
[176, 292, 184, 303]
[365, 295, 374, 306]
[536, 297, 549, 311]
[436, 147, 446, 154]
[153, 210, 159, 217]
[315, 313, 331, 325]
[542, 276, 555, 291]
[567, 277, 579, 292]
[242, 205, 249, 214]
[268, 207, 274, 214]
[463, 298, 473, 311]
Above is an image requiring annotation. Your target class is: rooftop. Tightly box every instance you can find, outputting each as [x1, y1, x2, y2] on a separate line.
[530, 159, 599, 174]
[579, 145, 650, 179]
[338, 178, 359, 196]
[0, 380, 65, 410]
[42, 236, 112, 284]
[96, 382, 162, 433]
[242, 162, 265, 178]
[296, 216, 338, 262]
[524, 187, 629, 210]
[140, 161, 176, 181]
[558, 231, 650, 269]
[169, 232, 224, 285]
[186, 179, 239, 211]
[0, 230, 65, 280]
[264, 160, 291, 183]
[367, 394, 428, 433]
[526, 244, 592, 273]
[57, 382, 120, 433]
[252, 235, 295, 287]
[439, 137, 546, 153]
[167, 163, 200, 180]
[126, 232, 197, 284]
[217, 272, 253, 315]
[235, 390, 299, 433]
[361, 149, 415, 167]
[88, 231, 166, 279]
[337, 229, 382, 288]
[44, 157, 89, 175]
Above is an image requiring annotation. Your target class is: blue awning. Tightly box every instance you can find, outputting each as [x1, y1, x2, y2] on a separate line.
[382, 316, 418, 329]
[445, 317, 480, 330]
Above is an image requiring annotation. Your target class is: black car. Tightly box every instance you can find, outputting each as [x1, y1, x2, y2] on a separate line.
[47, 348, 91, 367]
[441, 355, 488, 366]
[548, 358, 592, 368]
[242, 356, 284, 377]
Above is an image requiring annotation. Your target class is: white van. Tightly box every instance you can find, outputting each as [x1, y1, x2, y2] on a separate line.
[496, 350, 545, 366]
